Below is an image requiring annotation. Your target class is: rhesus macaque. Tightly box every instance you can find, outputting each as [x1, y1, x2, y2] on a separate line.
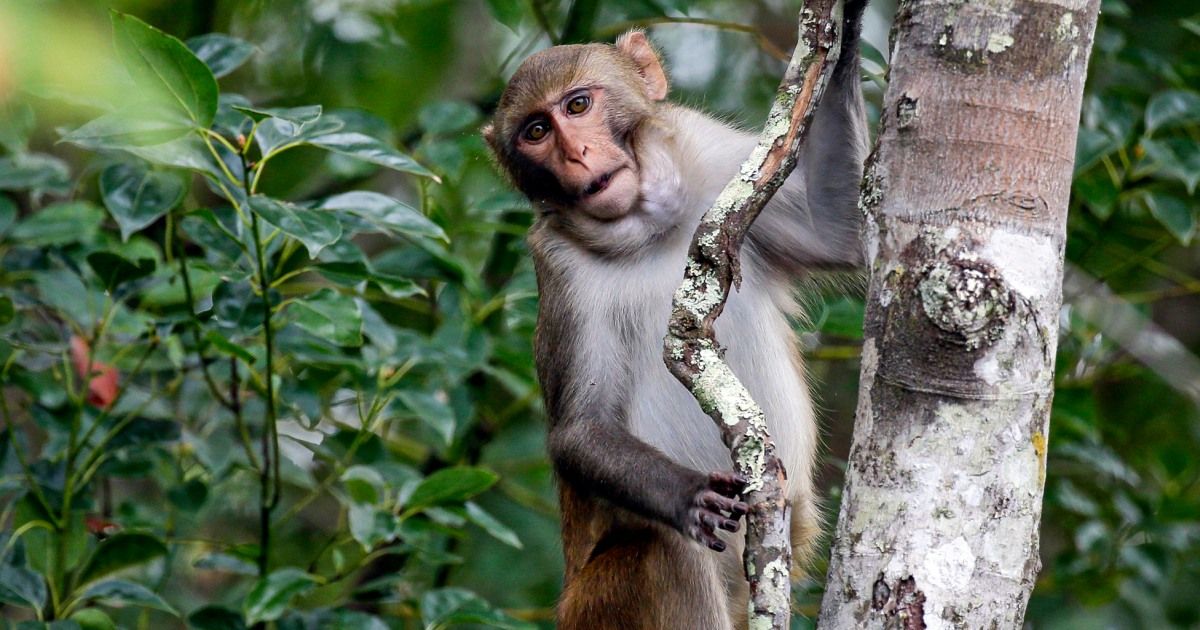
[483, 2, 867, 627]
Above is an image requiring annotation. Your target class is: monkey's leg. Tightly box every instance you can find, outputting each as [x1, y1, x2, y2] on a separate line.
[558, 524, 732, 630]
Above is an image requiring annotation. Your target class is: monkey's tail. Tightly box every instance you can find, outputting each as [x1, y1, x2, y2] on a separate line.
[837, 0, 869, 80]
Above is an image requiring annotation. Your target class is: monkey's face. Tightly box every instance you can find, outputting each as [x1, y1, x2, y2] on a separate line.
[484, 34, 669, 228]
[509, 85, 641, 221]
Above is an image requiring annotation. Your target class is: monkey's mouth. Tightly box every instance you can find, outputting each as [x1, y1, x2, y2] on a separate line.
[583, 169, 620, 197]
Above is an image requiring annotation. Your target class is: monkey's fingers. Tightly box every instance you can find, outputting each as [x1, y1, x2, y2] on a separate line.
[707, 471, 748, 496]
[698, 509, 740, 534]
[688, 513, 729, 552]
[699, 490, 750, 520]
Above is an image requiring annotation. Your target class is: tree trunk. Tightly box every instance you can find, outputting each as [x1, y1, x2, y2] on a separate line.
[818, 1, 1100, 627]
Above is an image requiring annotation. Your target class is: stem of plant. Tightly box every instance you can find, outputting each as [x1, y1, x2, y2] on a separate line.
[242, 153, 281, 577]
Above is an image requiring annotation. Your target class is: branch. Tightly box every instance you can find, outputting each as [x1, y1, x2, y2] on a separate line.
[661, 1, 844, 628]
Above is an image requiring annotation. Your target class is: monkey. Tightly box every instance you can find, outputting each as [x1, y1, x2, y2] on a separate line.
[482, 3, 868, 627]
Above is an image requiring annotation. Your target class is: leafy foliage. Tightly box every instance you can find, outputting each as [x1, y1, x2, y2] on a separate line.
[0, 5, 537, 628]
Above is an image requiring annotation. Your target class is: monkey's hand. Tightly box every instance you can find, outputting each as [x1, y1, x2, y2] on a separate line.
[681, 471, 750, 552]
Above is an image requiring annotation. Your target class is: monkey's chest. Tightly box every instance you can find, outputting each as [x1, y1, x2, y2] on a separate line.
[585, 261, 815, 477]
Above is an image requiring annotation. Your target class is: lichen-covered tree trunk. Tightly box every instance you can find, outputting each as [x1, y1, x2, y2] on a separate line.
[818, 1, 1100, 627]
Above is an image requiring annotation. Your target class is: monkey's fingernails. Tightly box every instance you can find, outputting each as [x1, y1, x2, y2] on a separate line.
[719, 518, 739, 532]
[730, 502, 750, 517]
[708, 539, 727, 552]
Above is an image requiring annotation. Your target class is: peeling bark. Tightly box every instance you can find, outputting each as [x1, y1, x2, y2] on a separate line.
[661, 1, 845, 628]
[818, 0, 1100, 628]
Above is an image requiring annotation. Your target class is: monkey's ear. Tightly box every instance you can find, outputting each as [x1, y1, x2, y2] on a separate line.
[616, 30, 668, 101]
[481, 122, 499, 154]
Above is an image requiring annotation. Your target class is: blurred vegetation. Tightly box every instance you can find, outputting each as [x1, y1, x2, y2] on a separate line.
[0, 0, 1196, 628]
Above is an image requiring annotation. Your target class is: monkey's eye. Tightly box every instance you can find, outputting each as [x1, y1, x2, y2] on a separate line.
[565, 94, 591, 115]
[523, 121, 550, 142]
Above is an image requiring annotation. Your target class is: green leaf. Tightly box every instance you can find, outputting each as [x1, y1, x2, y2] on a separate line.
[187, 605, 247, 630]
[307, 610, 389, 630]
[76, 532, 168, 587]
[59, 107, 194, 151]
[254, 116, 344, 155]
[181, 209, 246, 263]
[396, 390, 456, 445]
[166, 478, 208, 512]
[212, 281, 269, 334]
[320, 191, 446, 241]
[99, 163, 186, 241]
[77, 579, 178, 616]
[69, 608, 116, 630]
[1073, 167, 1121, 219]
[315, 261, 424, 300]
[405, 467, 498, 512]
[420, 588, 535, 630]
[186, 33, 255, 79]
[418, 101, 481, 135]
[232, 104, 322, 127]
[0, 154, 71, 193]
[192, 553, 257, 576]
[86, 252, 156, 292]
[248, 195, 342, 259]
[465, 502, 523, 549]
[1141, 190, 1196, 245]
[306, 132, 438, 180]
[12, 621, 83, 630]
[287, 288, 363, 347]
[341, 465, 386, 504]
[15, 502, 88, 577]
[0, 296, 13, 327]
[0, 564, 47, 610]
[107, 418, 180, 449]
[111, 11, 218, 128]
[860, 40, 888, 70]
[242, 568, 318, 626]
[484, 0, 525, 33]
[10, 202, 104, 247]
[1145, 89, 1200, 134]
[1139, 138, 1200, 194]
[1074, 127, 1122, 174]
[126, 135, 225, 180]
[0, 102, 35, 153]
[0, 194, 16, 237]
[348, 504, 398, 551]
[31, 270, 105, 328]
[203, 329, 255, 363]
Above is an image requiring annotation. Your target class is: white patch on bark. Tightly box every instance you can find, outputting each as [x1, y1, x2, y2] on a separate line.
[983, 231, 1058, 298]
[986, 32, 1014, 53]
[923, 537, 977, 594]
[974, 352, 1001, 384]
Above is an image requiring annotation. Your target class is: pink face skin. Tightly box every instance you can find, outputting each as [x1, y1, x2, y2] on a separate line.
[514, 86, 640, 221]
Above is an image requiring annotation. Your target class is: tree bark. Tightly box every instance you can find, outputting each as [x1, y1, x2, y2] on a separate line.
[819, 1, 1100, 627]
[662, 2, 844, 628]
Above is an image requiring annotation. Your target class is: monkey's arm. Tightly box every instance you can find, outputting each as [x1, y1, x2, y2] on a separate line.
[747, 0, 870, 272]
[531, 249, 748, 550]
[548, 418, 747, 550]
